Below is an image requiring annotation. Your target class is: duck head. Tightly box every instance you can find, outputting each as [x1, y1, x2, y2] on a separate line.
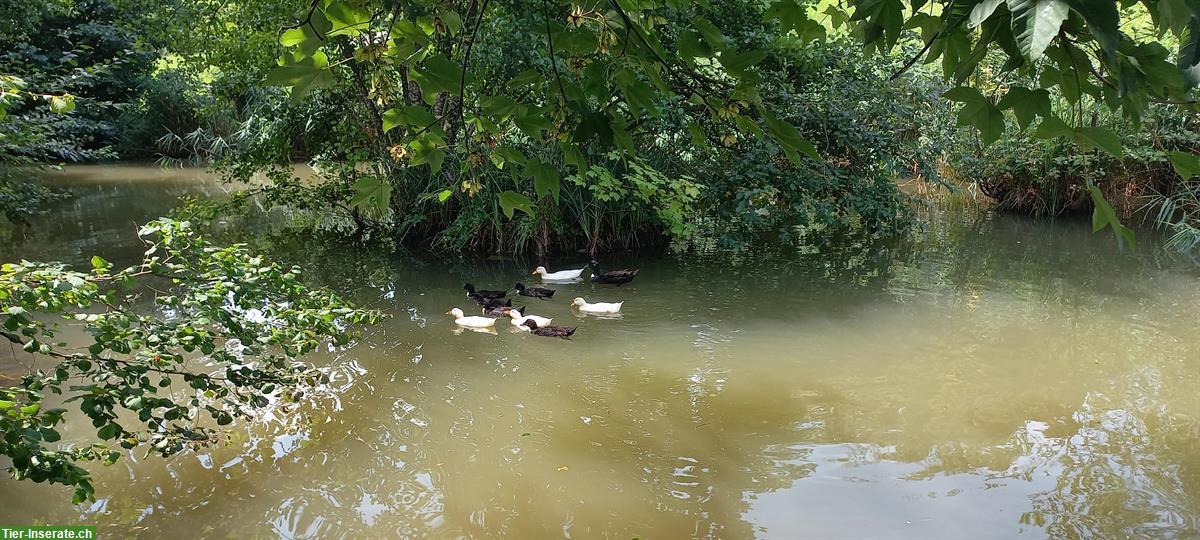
[447, 308, 465, 318]
[463, 283, 476, 293]
[514, 282, 527, 291]
[523, 319, 538, 330]
[571, 297, 587, 307]
[532, 266, 547, 275]
[506, 310, 524, 319]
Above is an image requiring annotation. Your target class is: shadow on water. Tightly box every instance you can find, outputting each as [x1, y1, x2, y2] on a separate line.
[0, 167, 1197, 538]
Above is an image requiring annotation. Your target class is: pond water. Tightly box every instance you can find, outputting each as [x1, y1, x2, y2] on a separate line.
[0, 166, 1198, 538]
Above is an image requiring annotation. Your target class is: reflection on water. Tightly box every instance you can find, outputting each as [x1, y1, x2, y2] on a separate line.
[0, 167, 1197, 538]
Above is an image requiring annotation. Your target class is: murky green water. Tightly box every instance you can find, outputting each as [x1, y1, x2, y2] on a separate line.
[1, 166, 1198, 538]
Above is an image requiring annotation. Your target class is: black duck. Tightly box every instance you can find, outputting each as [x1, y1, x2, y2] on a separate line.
[588, 260, 639, 285]
[522, 319, 577, 339]
[514, 282, 555, 299]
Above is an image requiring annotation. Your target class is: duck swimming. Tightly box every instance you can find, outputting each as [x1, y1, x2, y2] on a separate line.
[464, 283, 508, 299]
[522, 319, 576, 339]
[507, 310, 552, 328]
[571, 297, 623, 313]
[483, 304, 524, 318]
[447, 307, 497, 328]
[473, 296, 512, 310]
[531, 265, 586, 281]
[514, 282, 555, 299]
[588, 260, 638, 285]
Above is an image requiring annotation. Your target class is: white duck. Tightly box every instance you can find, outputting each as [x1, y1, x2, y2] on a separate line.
[531, 265, 586, 281]
[507, 310, 553, 329]
[571, 297, 623, 313]
[447, 308, 497, 328]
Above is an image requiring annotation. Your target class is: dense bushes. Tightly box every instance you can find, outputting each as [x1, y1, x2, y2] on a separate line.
[205, 29, 942, 255]
[0, 0, 157, 162]
[946, 104, 1198, 220]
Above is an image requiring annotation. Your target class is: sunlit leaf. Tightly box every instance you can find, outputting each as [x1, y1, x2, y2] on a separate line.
[1007, 0, 1069, 60]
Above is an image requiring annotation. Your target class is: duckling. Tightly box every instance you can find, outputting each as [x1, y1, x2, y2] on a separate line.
[483, 304, 524, 318]
[522, 319, 576, 339]
[464, 283, 508, 299]
[531, 265, 586, 281]
[507, 309, 553, 328]
[514, 282, 555, 299]
[447, 308, 497, 328]
[570, 297, 623, 313]
[588, 260, 639, 285]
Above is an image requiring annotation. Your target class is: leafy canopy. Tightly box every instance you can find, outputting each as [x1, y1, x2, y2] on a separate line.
[267, 0, 822, 219]
[267, 0, 1199, 249]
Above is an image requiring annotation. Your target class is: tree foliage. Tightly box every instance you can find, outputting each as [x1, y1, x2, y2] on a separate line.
[265, 0, 822, 221]
[0, 219, 383, 503]
[257, 0, 1199, 249]
[844, 0, 1200, 246]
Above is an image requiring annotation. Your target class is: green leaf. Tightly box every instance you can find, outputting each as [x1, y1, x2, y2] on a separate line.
[559, 141, 586, 171]
[525, 160, 561, 202]
[856, 0, 905, 50]
[90, 256, 109, 270]
[1088, 184, 1135, 249]
[280, 24, 323, 57]
[492, 146, 527, 169]
[941, 86, 987, 103]
[969, 0, 1005, 27]
[324, 1, 372, 36]
[765, 0, 807, 30]
[996, 86, 1052, 128]
[1075, 126, 1123, 158]
[1032, 115, 1073, 139]
[498, 191, 533, 218]
[1007, 0, 1069, 60]
[481, 95, 519, 118]
[440, 10, 464, 35]
[1168, 151, 1200, 179]
[97, 423, 120, 440]
[677, 29, 713, 59]
[408, 135, 446, 174]
[266, 52, 333, 100]
[690, 16, 728, 47]
[1066, 0, 1119, 58]
[49, 95, 75, 114]
[514, 107, 554, 141]
[437, 189, 453, 203]
[1180, 15, 1200, 86]
[719, 49, 768, 78]
[574, 111, 613, 147]
[761, 109, 820, 162]
[944, 87, 1006, 144]
[413, 55, 463, 95]
[382, 105, 436, 133]
[615, 68, 659, 117]
[688, 121, 707, 148]
[350, 176, 392, 211]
